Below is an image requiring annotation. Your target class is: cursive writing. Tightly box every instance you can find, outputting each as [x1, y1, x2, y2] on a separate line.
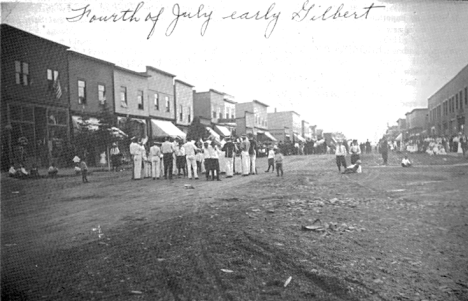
[292, 1, 385, 22]
[166, 4, 213, 36]
[66, 2, 387, 40]
[223, 3, 280, 39]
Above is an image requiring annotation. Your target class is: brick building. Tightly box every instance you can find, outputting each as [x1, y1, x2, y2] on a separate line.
[428, 64, 468, 136]
[302, 120, 311, 139]
[1, 24, 70, 168]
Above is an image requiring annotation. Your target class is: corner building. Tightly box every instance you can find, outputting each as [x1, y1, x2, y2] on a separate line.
[1, 24, 70, 168]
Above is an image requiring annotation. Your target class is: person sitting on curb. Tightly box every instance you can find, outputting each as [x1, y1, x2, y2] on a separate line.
[401, 155, 412, 167]
[342, 160, 362, 174]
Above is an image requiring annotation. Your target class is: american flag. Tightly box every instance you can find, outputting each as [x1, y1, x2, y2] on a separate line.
[53, 78, 62, 99]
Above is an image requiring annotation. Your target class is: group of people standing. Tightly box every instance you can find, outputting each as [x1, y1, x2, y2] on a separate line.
[127, 134, 266, 181]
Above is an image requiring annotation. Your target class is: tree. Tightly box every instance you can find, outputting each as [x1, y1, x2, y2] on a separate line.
[95, 103, 118, 170]
[186, 117, 208, 142]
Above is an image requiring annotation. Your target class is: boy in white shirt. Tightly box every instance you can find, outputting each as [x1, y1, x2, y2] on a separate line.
[265, 145, 275, 172]
[401, 155, 412, 167]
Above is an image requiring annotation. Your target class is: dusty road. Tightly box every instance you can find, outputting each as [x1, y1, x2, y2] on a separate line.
[2, 153, 468, 300]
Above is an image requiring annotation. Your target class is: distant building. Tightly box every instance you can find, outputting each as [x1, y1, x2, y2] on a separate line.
[396, 118, 407, 132]
[1, 24, 70, 167]
[236, 100, 275, 141]
[428, 64, 468, 136]
[174, 79, 194, 134]
[405, 108, 428, 137]
[193, 89, 225, 124]
[268, 110, 303, 143]
[214, 94, 236, 138]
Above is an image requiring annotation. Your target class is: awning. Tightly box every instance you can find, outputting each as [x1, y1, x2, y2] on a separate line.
[206, 127, 220, 140]
[257, 130, 265, 134]
[215, 125, 231, 137]
[151, 119, 186, 139]
[72, 116, 100, 131]
[264, 131, 277, 141]
[396, 133, 403, 141]
[294, 134, 305, 142]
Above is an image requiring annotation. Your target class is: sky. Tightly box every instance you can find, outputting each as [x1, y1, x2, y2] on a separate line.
[2, 0, 468, 142]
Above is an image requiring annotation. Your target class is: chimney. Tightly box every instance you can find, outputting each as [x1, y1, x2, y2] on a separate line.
[275, 108, 277, 113]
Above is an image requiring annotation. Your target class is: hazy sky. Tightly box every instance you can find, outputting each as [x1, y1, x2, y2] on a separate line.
[2, 0, 468, 142]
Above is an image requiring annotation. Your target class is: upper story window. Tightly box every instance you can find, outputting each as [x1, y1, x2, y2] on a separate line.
[78, 80, 86, 104]
[137, 90, 144, 110]
[179, 104, 183, 121]
[218, 107, 222, 119]
[47, 69, 59, 90]
[120, 86, 128, 108]
[98, 84, 106, 104]
[188, 106, 191, 123]
[165, 96, 170, 112]
[213, 108, 216, 118]
[465, 87, 467, 105]
[459, 90, 463, 110]
[154, 93, 159, 110]
[15, 61, 29, 86]
[456, 94, 459, 110]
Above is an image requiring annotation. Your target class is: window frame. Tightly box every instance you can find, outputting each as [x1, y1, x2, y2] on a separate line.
[179, 104, 183, 121]
[153, 93, 159, 110]
[165, 96, 170, 113]
[120, 86, 128, 108]
[15, 60, 29, 86]
[137, 90, 144, 110]
[98, 84, 106, 105]
[78, 79, 87, 105]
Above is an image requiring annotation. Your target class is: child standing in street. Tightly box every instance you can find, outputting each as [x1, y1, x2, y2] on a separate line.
[265, 145, 275, 172]
[274, 147, 284, 177]
[80, 159, 89, 183]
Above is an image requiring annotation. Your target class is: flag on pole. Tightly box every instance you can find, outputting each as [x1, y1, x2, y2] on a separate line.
[53, 78, 62, 99]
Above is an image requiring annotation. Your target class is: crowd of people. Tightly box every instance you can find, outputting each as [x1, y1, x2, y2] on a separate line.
[124, 133, 286, 182]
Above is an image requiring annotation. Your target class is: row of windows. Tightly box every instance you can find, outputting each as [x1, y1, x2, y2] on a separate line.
[78, 80, 106, 105]
[119, 87, 171, 112]
[178, 105, 192, 123]
[430, 86, 467, 122]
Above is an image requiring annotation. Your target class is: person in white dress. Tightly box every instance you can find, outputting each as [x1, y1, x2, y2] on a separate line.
[183, 140, 199, 179]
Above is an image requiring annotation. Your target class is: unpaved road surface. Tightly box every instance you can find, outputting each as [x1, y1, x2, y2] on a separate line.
[2, 153, 468, 300]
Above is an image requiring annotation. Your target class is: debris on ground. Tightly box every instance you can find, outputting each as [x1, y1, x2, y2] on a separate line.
[184, 184, 195, 189]
[284, 276, 292, 287]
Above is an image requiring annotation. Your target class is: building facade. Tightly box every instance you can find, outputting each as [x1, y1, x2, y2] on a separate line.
[428, 64, 468, 136]
[174, 79, 194, 134]
[1, 24, 70, 168]
[113, 66, 150, 139]
[405, 108, 428, 137]
[68, 51, 115, 124]
[267, 111, 303, 142]
[193, 89, 225, 123]
[235, 100, 272, 140]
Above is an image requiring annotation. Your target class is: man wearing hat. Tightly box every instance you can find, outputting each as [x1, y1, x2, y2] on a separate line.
[149, 141, 162, 180]
[221, 136, 236, 178]
[129, 137, 140, 179]
[110, 142, 121, 172]
[240, 135, 250, 176]
[161, 136, 175, 179]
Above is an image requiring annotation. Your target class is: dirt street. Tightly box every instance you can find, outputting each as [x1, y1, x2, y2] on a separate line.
[2, 153, 468, 301]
